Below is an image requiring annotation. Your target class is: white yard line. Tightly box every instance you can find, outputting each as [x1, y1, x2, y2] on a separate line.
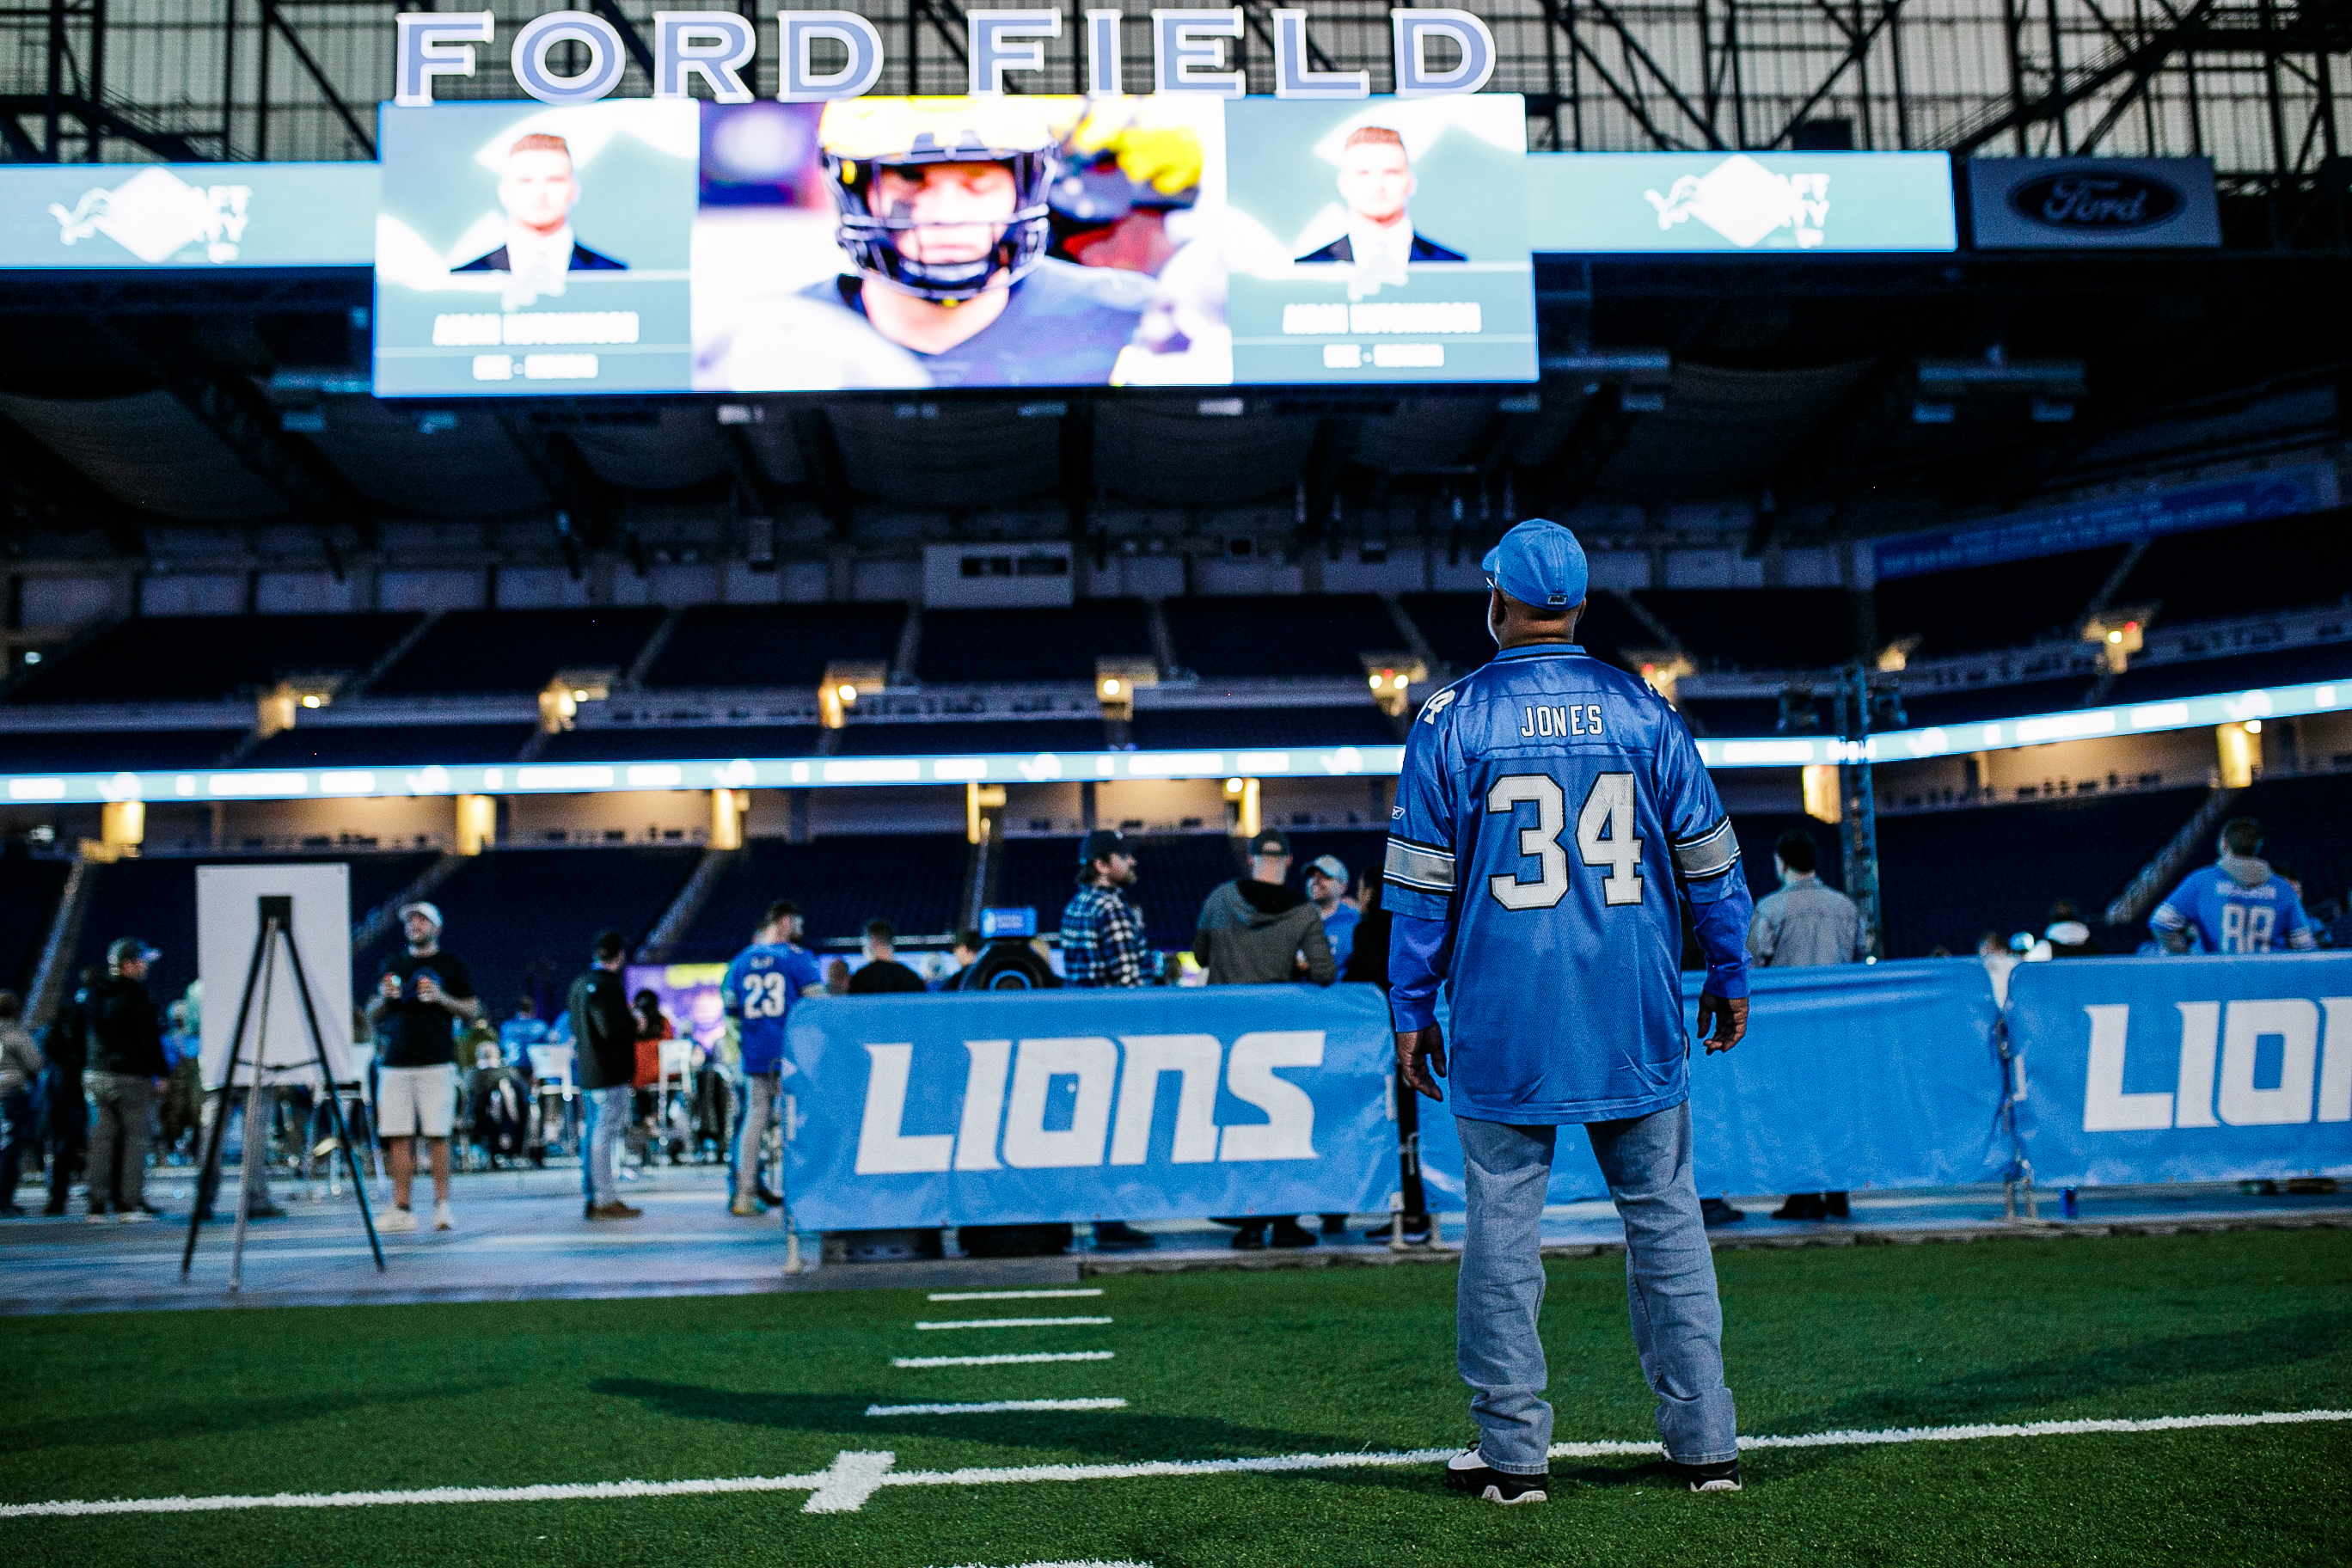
[9, 1410, 2342, 1519]
[866, 1399, 1129, 1417]
[893, 1351, 1117, 1369]
[913, 1317, 1113, 1331]
[928, 1289, 1106, 1302]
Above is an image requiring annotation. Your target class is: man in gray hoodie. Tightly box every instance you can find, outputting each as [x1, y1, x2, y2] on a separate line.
[1196, 828, 1338, 987]
[1196, 827, 1336, 1250]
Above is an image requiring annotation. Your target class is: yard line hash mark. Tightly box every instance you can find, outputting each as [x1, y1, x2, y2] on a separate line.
[914, 1317, 1113, 1331]
[928, 1289, 1106, 1302]
[11, 1410, 2342, 1518]
[867, 1399, 1129, 1417]
[894, 1351, 1117, 1369]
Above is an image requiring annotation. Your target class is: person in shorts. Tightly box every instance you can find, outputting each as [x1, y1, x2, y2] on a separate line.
[365, 902, 478, 1233]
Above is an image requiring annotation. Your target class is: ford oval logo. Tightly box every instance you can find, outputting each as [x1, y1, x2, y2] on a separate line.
[2009, 171, 2182, 230]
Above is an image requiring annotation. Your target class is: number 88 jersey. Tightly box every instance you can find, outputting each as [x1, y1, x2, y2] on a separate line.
[1384, 643, 1752, 1124]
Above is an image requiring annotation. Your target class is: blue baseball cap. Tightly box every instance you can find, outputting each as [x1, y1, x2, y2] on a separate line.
[1481, 518, 1589, 612]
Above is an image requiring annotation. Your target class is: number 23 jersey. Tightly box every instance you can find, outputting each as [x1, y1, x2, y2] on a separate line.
[723, 941, 824, 1075]
[1386, 643, 1751, 1124]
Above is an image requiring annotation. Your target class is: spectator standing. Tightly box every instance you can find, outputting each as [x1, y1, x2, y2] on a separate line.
[848, 921, 928, 995]
[2043, 899, 2097, 959]
[365, 902, 478, 1233]
[37, 967, 96, 1216]
[824, 959, 852, 995]
[499, 995, 551, 1067]
[1197, 826, 1334, 1250]
[0, 991, 44, 1216]
[84, 937, 168, 1222]
[1305, 854, 1360, 974]
[2151, 818, 2318, 954]
[936, 929, 984, 991]
[1387, 518, 1755, 1503]
[1746, 829, 1865, 968]
[722, 900, 824, 1217]
[570, 930, 642, 1221]
[1749, 830, 1862, 1223]
[1197, 828, 1338, 987]
[1058, 830, 1158, 1253]
[1342, 866, 1432, 1246]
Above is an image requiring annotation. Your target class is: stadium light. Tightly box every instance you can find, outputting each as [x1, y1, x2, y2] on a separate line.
[1225, 776, 1245, 794]
[2245, 720, 2262, 733]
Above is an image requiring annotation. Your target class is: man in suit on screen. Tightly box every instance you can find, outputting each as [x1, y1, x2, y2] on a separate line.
[1295, 126, 1465, 267]
[453, 132, 627, 279]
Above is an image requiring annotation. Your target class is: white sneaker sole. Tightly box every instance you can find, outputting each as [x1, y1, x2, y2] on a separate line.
[1691, 1478, 1742, 1492]
[1481, 1484, 1548, 1505]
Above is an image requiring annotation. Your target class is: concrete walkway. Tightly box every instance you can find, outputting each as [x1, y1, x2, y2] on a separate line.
[1, 1164, 2342, 1315]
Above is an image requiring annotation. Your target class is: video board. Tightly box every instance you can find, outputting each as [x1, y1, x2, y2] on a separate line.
[371, 93, 1536, 396]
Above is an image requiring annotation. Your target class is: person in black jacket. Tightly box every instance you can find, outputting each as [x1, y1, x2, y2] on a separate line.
[38, 966, 96, 1216]
[569, 931, 641, 1221]
[84, 938, 167, 1222]
[1344, 867, 1432, 1246]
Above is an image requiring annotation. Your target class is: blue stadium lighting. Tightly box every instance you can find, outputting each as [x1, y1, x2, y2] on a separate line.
[2, 677, 2343, 807]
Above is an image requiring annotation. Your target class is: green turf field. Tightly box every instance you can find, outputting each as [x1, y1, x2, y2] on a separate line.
[4, 1227, 2349, 1566]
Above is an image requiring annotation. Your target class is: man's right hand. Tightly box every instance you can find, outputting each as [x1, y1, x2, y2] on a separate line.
[1396, 1025, 1447, 1101]
[378, 974, 401, 1001]
[1696, 991, 1749, 1054]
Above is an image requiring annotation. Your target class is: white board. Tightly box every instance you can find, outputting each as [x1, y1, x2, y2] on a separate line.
[198, 863, 356, 1087]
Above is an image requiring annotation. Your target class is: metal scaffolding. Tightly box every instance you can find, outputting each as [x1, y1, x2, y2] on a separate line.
[2, 2, 2343, 193]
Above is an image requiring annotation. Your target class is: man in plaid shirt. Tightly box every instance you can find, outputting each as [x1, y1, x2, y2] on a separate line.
[1058, 828, 1157, 1253]
[1061, 829, 1151, 989]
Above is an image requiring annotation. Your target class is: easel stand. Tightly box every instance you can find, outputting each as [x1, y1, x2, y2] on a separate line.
[182, 896, 384, 1289]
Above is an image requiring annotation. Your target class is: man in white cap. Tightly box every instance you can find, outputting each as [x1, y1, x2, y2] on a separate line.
[364, 902, 477, 1232]
[1387, 517, 1755, 1504]
[1304, 853, 1360, 974]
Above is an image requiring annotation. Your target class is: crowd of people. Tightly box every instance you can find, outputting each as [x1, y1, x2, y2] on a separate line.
[0, 806, 2332, 1234]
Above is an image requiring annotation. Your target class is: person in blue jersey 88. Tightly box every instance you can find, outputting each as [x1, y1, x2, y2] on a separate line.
[1385, 518, 1756, 1506]
[721, 900, 826, 1218]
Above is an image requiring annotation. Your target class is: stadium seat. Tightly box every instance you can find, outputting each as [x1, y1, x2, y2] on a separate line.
[1399, 591, 1651, 677]
[916, 601, 1155, 684]
[641, 603, 907, 689]
[2110, 510, 2352, 625]
[1130, 706, 1399, 750]
[6, 612, 422, 705]
[2107, 644, 2352, 704]
[244, 725, 537, 768]
[1875, 545, 2128, 659]
[1634, 589, 1856, 671]
[2, 729, 247, 772]
[370, 609, 668, 696]
[0, 854, 70, 995]
[1898, 676, 2098, 729]
[1163, 594, 1400, 678]
[537, 725, 821, 763]
[834, 720, 1111, 756]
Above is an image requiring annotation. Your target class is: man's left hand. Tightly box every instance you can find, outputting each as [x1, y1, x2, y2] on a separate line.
[414, 975, 442, 1006]
[1695, 992, 1749, 1054]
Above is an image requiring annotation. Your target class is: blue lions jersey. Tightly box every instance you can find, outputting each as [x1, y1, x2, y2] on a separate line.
[723, 942, 824, 1075]
[2151, 864, 2317, 955]
[1385, 645, 1753, 1124]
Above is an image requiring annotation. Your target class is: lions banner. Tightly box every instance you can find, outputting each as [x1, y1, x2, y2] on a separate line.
[2008, 953, 2352, 1187]
[785, 984, 1394, 1230]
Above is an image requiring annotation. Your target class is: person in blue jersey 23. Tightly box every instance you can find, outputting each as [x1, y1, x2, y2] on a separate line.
[722, 900, 825, 1218]
[1385, 518, 1756, 1505]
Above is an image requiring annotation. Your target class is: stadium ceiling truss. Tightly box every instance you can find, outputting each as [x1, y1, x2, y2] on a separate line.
[1, 1, 2343, 192]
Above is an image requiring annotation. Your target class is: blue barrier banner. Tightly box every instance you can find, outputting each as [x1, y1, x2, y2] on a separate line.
[1418, 960, 2006, 1204]
[785, 985, 1394, 1231]
[2006, 954, 2352, 1185]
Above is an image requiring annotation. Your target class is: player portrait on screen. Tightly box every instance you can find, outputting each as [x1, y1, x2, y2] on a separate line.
[1294, 126, 1465, 285]
[453, 132, 626, 307]
[744, 98, 1155, 389]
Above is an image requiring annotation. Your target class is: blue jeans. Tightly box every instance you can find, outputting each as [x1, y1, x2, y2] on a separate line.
[731, 1069, 780, 1204]
[582, 1086, 629, 1210]
[1456, 1100, 1736, 1473]
[0, 1088, 34, 1208]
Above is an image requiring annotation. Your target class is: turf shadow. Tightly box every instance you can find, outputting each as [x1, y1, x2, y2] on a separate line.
[1812, 1308, 2351, 1430]
[0, 1375, 512, 1461]
[590, 1377, 1366, 1463]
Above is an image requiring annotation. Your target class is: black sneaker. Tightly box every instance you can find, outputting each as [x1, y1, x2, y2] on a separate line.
[1669, 1457, 1743, 1492]
[1268, 1217, 1319, 1248]
[1771, 1193, 1827, 1222]
[1092, 1221, 1157, 1253]
[1701, 1197, 1746, 1227]
[1442, 1448, 1549, 1505]
[1229, 1223, 1269, 1251]
[1363, 1220, 1434, 1245]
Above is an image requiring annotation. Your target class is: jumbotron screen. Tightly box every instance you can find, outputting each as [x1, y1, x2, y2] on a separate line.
[370, 94, 1535, 395]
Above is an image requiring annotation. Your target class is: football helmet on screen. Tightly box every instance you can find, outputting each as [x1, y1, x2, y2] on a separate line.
[818, 96, 1061, 302]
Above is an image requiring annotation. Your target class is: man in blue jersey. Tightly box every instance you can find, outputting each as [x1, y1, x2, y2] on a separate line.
[2151, 817, 2318, 955]
[722, 900, 825, 1218]
[1386, 518, 1755, 1505]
